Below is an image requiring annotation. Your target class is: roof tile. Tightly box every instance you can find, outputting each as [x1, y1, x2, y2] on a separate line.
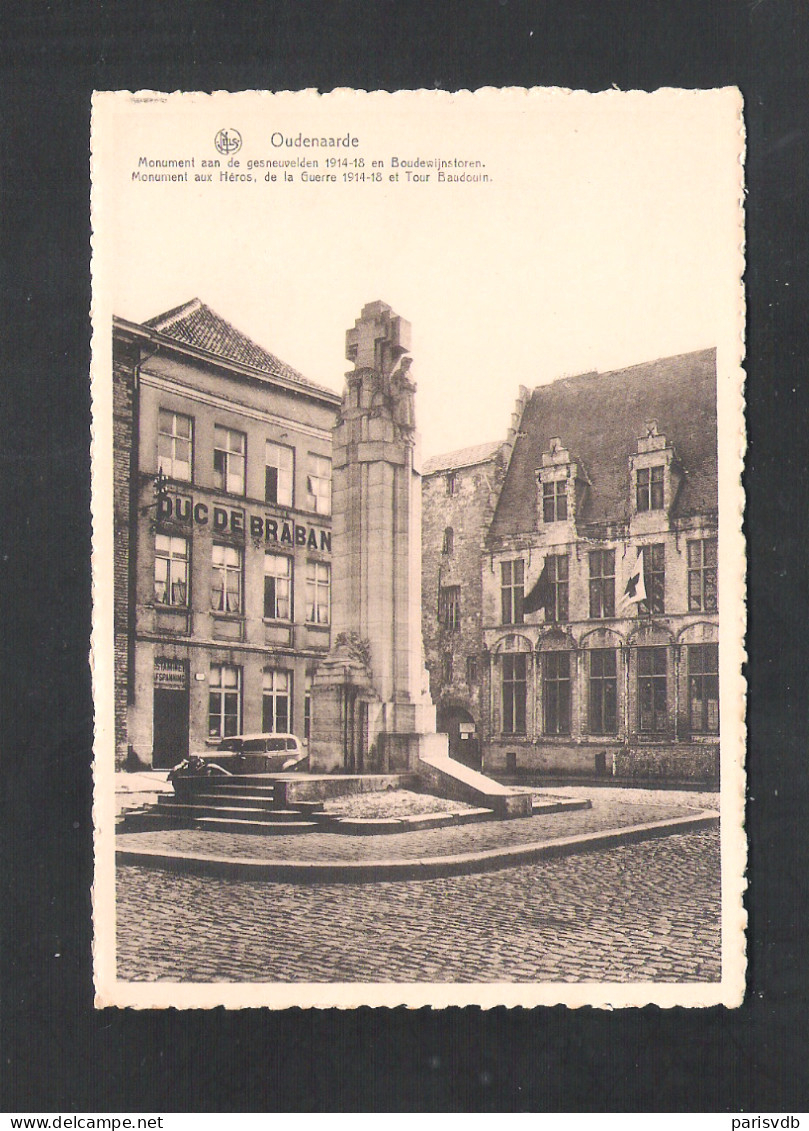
[490, 349, 717, 537]
[423, 440, 503, 475]
[145, 298, 335, 398]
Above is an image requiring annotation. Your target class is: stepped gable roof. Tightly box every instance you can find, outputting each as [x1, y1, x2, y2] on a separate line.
[490, 348, 717, 537]
[145, 298, 335, 397]
[423, 440, 502, 476]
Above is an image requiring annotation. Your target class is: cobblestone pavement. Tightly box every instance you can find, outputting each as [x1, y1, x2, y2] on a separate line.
[116, 827, 720, 982]
[117, 786, 717, 863]
[322, 789, 474, 817]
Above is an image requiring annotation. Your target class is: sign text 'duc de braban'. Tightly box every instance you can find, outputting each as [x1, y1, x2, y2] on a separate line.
[158, 492, 332, 553]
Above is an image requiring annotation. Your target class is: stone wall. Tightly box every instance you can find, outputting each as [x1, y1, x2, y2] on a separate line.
[421, 455, 502, 737]
[484, 738, 719, 785]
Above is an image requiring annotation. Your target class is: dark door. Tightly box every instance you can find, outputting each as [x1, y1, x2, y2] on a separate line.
[342, 687, 356, 772]
[438, 707, 481, 769]
[356, 700, 367, 773]
[153, 687, 189, 768]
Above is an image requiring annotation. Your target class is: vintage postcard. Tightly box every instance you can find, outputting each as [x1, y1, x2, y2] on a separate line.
[91, 87, 746, 1009]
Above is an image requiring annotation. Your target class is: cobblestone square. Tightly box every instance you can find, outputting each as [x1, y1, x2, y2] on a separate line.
[116, 825, 721, 983]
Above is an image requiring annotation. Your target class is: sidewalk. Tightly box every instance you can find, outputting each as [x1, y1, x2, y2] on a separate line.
[116, 785, 719, 882]
[115, 770, 173, 817]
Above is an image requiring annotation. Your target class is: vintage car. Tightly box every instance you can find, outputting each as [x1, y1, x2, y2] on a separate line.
[211, 732, 309, 774]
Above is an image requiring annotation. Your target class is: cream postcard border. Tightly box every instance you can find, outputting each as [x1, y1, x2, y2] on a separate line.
[90, 87, 746, 1009]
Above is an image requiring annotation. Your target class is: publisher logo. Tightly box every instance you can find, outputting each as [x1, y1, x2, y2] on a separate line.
[215, 128, 242, 156]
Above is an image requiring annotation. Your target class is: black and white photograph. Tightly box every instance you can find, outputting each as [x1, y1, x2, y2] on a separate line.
[90, 88, 746, 1009]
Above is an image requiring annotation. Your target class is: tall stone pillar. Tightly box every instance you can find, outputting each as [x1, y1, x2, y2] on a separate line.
[310, 301, 442, 773]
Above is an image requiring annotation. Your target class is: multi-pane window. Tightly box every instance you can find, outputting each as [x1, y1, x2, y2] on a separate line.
[154, 534, 189, 606]
[211, 543, 242, 614]
[639, 544, 665, 615]
[306, 453, 331, 515]
[304, 672, 313, 741]
[466, 655, 479, 685]
[209, 664, 241, 738]
[542, 479, 568, 523]
[157, 410, 193, 481]
[263, 553, 292, 620]
[442, 527, 454, 555]
[689, 644, 719, 735]
[637, 646, 668, 733]
[262, 669, 291, 734]
[589, 649, 618, 734]
[306, 561, 330, 625]
[439, 585, 461, 631]
[589, 550, 615, 619]
[636, 465, 664, 512]
[546, 554, 569, 623]
[501, 560, 524, 625]
[543, 652, 571, 735]
[213, 426, 246, 495]
[688, 538, 718, 612]
[501, 654, 527, 734]
[265, 441, 294, 507]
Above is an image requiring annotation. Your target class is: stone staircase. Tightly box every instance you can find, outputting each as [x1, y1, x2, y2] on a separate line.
[123, 775, 323, 836]
[120, 769, 579, 839]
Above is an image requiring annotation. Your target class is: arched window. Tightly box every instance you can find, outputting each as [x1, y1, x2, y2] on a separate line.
[494, 635, 532, 736]
[502, 654, 527, 734]
[442, 526, 454, 555]
[542, 652, 571, 735]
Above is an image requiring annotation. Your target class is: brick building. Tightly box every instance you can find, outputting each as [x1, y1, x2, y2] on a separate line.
[479, 350, 719, 781]
[112, 299, 340, 768]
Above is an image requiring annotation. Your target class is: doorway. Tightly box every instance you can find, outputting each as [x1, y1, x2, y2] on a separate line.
[437, 706, 480, 769]
[342, 687, 370, 773]
[152, 658, 190, 768]
[153, 688, 189, 767]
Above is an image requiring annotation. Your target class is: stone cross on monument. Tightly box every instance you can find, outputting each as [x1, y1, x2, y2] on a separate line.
[309, 301, 447, 773]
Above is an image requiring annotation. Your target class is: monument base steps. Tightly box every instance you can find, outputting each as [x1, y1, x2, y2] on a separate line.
[417, 743, 534, 818]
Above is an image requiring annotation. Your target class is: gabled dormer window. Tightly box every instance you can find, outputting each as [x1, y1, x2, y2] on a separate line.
[536, 438, 586, 532]
[630, 421, 680, 522]
[543, 479, 568, 523]
[636, 465, 664, 512]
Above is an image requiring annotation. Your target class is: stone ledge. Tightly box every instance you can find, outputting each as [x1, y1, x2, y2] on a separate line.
[116, 809, 719, 883]
[417, 753, 534, 817]
[532, 798, 592, 816]
[277, 774, 418, 806]
[320, 807, 500, 834]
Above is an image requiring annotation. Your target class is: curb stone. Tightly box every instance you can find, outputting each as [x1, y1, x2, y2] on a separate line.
[116, 808, 718, 884]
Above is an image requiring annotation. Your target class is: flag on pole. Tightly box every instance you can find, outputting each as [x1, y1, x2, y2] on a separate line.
[621, 548, 646, 611]
[524, 559, 553, 615]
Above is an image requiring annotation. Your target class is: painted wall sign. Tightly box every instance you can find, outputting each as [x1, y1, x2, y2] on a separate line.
[154, 658, 188, 689]
[157, 493, 331, 552]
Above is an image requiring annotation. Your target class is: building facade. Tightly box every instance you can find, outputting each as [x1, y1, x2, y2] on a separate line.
[113, 300, 719, 784]
[113, 299, 340, 768]
[479, 350, 719, 781]
[420, 414, 524, 767]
